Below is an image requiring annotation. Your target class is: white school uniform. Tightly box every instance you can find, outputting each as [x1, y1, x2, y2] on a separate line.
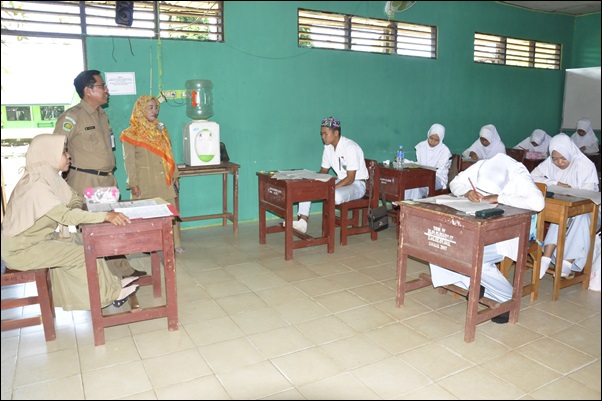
[531, 133, 599, 272]
[462, 124, 507, 160]
[405, 123, 452, 199]
[513, 129, 552, 156]
[429, 154, 545, 302]
[571, 118, 600, 154]
[297, 136, 368, 217]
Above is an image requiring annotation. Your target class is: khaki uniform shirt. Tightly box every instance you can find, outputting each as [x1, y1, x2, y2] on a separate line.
[1, 201, 121, 311]
[122, 142, 180, 204]
[54, 100, 117, 194]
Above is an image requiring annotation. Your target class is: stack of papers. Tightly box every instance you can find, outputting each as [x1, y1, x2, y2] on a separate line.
[271, 169, 333, 182]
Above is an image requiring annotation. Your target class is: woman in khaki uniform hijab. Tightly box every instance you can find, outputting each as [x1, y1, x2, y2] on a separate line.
[1, 134, 137, 310]
[121, 95, 183, 252]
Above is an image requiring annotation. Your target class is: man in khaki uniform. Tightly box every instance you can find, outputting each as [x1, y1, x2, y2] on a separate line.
[54, 70, 145, 277]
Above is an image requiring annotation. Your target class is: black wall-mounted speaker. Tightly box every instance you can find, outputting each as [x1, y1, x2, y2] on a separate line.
[115, 1, 134, 27]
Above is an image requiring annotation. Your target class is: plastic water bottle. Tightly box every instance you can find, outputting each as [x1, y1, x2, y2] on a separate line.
[396, 146, 404, 169]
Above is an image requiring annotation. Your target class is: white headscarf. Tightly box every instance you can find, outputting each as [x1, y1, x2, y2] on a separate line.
[1, 134, 73, 237]
[415, 123, 452, 188]
[531, 132, 599, 191]
[451, 153, 545, 211]
[514, 129, 552, 156]
[572, 118, 599, 153]
[463, 124, 506, 159]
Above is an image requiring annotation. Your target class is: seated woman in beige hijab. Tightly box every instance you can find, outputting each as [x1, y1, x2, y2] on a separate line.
[1, 134, 138, 310]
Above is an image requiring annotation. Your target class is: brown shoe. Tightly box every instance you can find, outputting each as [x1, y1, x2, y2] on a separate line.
[129, 269, 147, 277]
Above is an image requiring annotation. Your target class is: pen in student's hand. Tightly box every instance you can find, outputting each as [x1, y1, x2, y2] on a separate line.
[468, 177, 478, 194]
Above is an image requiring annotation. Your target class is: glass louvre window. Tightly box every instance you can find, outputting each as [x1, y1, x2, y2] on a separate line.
[1, 1, 223, 41]
[299, 9, 436, 59]
[474, 32, 560, 70]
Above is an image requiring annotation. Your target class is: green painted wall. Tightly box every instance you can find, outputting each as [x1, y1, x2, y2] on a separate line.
[85, 1, 599, 227]
[572, 12, 602, 68]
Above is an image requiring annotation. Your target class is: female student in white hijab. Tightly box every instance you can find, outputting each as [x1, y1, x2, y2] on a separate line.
[404, 123, 452, 199]
[572, 118, 600, 154]
[514, 128, 553, 157]
[428, 154, 545, 323]
[1, 134, 139, 310]
[531, 133, 600, 279]
[462, 124, 507, 161]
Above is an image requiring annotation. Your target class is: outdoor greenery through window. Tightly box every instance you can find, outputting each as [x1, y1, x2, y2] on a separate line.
[1, 1, 223, 41]
[474, 33, 561, 70]
[298, 9, 437, 59]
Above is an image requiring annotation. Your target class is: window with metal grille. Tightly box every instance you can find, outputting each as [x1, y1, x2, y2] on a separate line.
[474, 32, 560, 70]
[1, 1, 223, 41]
[298, 9, 437, 59]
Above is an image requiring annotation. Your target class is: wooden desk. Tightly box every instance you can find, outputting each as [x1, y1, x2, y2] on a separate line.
[177, 162, 239, 235]
[539, 194, 598, 301]
[379, 164, 436, 236]
[82, 216, 178, 346]
[396, 201, 533, 343]
[257, 172, 335, 261]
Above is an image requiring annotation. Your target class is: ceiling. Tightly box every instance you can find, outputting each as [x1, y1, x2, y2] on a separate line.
[500, 1, 601, 16]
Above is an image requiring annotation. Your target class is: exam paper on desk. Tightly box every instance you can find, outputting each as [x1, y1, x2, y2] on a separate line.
[404, 195, 497, 215]
[546, 185, 601, 205]
[272, 169, 333, 182]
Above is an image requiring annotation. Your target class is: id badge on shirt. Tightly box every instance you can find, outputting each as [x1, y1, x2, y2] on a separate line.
[110, 133, 115, 149]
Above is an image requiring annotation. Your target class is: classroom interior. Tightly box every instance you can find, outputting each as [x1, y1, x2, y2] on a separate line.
[1, 1, 601, 400]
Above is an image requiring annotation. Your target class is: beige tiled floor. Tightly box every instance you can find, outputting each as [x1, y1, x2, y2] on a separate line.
[2, 219, 600, 400]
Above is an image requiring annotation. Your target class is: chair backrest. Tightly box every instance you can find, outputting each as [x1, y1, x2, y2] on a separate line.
[506, 148, 525, 163]
[447, 153, 462, 186]
[365, 158, 381, 208]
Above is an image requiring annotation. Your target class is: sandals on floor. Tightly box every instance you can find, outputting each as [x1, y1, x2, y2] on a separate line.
[112, 285, 139, 308]
[121, 276, 140, 288]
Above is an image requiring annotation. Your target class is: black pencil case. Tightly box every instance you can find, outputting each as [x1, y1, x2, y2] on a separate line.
[475, 208, 505, 218]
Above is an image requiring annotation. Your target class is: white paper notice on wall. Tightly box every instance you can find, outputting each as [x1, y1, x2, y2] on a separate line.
[105, 72, 137, 95]
[561, 67, 601, 131]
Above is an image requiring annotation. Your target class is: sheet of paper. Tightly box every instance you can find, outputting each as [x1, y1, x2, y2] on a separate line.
[547, 184, 601, 205]
[114, 204, 174, 219]
[400, 160, 438, 171]
[410, 194, 497, 215]
[272, 169, 333, 182]
[86, 199, 157, 212]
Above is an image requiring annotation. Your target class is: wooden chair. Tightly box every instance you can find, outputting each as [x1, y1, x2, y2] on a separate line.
[505, 148, 525, 163]
[1, 265, 56, 341]
[432, 153, 462, 196]
[497, 182, 547, 301]
[335, 159, 380, 245]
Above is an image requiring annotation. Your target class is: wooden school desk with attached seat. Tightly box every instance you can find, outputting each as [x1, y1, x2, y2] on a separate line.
[257, 171, 335, 261]
[395, 201, 533, 343]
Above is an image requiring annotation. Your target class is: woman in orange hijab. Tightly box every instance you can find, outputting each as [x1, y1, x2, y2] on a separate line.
[121, 95, 183, 253]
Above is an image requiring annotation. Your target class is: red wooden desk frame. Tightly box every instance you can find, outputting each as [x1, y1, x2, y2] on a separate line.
[177, 162, 239, 235]
[396, 201, 532, 343]
[539, 194, 598, 301]
[379, 165, 436, 237]
[82, 216, 177, 346]
[257, 172, 335, 261]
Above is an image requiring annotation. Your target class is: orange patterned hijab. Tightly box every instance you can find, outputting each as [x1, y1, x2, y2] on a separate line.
[120, 95, 176, 185]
